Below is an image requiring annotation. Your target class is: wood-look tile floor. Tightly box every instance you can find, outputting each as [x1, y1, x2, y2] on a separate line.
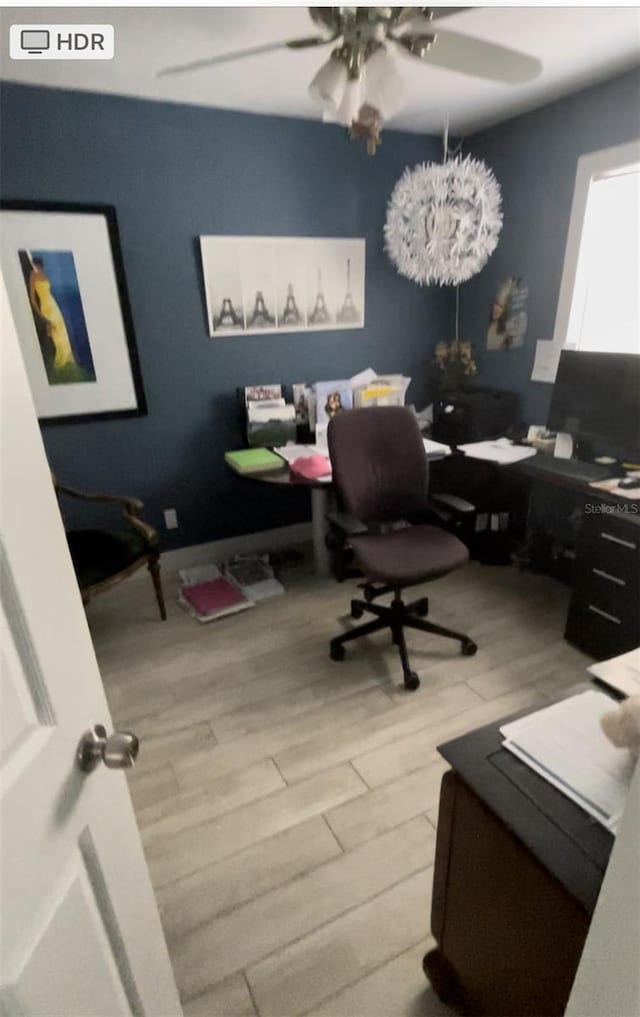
[90, 552, 591, 1017]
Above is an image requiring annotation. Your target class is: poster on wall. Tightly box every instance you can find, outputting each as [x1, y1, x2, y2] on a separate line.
[487, 276, 529, 350]
[0, 201, 146, 424]
[200, 236, 365, 337]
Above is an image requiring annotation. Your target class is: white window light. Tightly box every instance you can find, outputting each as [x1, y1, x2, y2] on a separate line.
[552, 139, 640, 362]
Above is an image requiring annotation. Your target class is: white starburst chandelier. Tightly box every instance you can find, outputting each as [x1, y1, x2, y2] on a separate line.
[384, 155, 503, 286]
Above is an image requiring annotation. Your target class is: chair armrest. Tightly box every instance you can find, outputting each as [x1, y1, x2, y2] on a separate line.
[56, 485, 144, 514]
[430, 493, 476, 514]
[124, 511, 159, 546]
[325, 510, 369, 537]
[56, 485, 158, 547]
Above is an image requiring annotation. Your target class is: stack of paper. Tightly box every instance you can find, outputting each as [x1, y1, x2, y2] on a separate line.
[224, 557, 284, 601]
[178, 564, 253, 623]
[458, 438, 538, 465]
[423, 438, 451, 459]
[274, 444, 323, 464]
[588, 648, 640, 698]
[225, 448, 284, 474]
[352, 374, 411, 409]
[500, 691, 636, 833]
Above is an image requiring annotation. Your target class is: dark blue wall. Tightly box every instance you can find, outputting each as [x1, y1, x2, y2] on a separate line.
[460, 67, 640, 425]
[1, 83, 451, 548]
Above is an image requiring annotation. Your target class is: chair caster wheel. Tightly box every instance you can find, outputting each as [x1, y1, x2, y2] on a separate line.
[363, 586, 376, 603]
[350, 601, 364, 619]
[461, 640, 478, 656]
[414, 598, 429, 617]
[330, 642, 346, 662]
[404, 671, 420, 691]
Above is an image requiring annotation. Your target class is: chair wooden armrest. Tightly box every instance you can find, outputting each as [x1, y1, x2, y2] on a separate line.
[55, 482, 158, 545]
[55, 484, 144, 514]
[53, 476, 166, 619]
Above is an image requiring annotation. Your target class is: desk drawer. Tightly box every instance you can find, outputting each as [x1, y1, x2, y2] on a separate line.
[580, 540, 640, 591]
[582, 514, 640, 572]
[565, 597, 640, 659]
[576, 566, 638, 622]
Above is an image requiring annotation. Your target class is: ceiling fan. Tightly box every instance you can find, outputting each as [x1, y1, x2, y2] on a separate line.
[158, 8, 542, 152]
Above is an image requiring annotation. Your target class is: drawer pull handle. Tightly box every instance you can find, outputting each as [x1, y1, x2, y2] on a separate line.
[592, 568, 626, 587]
[588, 605, 621, 625]
[600, 532, 637, 551]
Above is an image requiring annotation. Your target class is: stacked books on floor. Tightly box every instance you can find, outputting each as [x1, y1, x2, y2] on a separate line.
[178, 557, 284, 623]
[179, 564, 253, 623]
[225, 556, 284, 601]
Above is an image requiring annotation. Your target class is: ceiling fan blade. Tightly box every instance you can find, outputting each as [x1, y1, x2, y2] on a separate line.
[157, 38, 312, 78]
[400, 28, 542, 84]
[286, 33, 340, 50]
[428, 8, 473, 21]
[391, 7, 472, 30]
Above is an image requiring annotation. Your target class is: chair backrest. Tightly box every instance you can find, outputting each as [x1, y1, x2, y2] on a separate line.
[328, 406, 429, 523]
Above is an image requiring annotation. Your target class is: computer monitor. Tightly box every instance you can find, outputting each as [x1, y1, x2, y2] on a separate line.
[548, 351, 640, 459]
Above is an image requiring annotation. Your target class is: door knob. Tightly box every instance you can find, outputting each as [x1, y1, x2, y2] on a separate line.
[76, 724, 140, 773]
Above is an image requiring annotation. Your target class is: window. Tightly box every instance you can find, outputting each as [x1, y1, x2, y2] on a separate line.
[553, 140, 640, 360]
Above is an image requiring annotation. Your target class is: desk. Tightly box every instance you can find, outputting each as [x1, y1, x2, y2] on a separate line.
[432, 451, 640, 658]
[239, 467, 334, 577]
[425, 685, 615, 1017]
[513, 455, 640, 657]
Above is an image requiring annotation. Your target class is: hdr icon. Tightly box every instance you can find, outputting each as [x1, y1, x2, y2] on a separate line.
[10, 24, 114, 60]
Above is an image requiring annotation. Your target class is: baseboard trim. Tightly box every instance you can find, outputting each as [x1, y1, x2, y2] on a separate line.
[140, 522, 312, 578]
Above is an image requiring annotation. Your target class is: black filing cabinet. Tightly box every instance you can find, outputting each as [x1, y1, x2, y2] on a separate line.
[565, 508, 640, 657]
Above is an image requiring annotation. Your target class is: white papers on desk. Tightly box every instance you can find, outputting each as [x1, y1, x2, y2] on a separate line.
[458, 438, 538, 465]
[423, 438, 451, 459]
[273, 444, 322, 463]
[349, 367, 378, 389]
[500, 691, 637, 833]
[588, 648, 640, 698]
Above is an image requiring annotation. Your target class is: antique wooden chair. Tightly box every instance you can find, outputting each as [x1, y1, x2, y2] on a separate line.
[54, 477, 167, 620]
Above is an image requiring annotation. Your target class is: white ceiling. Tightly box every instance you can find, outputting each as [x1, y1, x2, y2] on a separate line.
[1, 6, 639, 135]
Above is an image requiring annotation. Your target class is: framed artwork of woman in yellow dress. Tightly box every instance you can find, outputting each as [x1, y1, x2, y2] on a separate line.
[20, 250, 96, 386]
[0, 201, 146, 424]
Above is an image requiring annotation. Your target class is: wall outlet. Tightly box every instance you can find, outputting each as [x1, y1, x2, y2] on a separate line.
[164, 508, 178, 530]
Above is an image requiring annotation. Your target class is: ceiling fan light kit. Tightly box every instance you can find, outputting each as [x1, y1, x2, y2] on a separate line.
[308, 56, 348, 116]
[309, 45, 404, 128]
[384, 155, 503, 286]
[157, 7, 542, 153]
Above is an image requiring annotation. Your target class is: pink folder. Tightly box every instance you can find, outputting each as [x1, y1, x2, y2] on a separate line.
[290, 454, 332, 480]
[181, 578, 246, 616]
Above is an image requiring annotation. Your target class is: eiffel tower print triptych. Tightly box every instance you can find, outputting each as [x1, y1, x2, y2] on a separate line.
[200, 236, 365, 337]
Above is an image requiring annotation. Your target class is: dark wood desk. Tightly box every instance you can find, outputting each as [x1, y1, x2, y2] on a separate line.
[425, 687, 615, 1017]
[432, 451, 640, 657]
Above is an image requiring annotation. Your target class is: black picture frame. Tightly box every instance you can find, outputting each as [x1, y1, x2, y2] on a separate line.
[0, 200, 147, 425]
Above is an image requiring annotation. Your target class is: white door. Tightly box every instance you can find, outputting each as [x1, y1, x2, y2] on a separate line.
[0, 272, 181, 1017]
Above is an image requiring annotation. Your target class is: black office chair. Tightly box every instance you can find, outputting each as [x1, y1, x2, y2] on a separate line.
[327, 406, 477, 690]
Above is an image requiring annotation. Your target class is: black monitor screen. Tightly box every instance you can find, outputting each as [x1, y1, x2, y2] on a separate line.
[548, 351, 640, 458]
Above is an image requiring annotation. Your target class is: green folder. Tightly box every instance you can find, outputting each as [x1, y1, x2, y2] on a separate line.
[224, 448, 284, 474]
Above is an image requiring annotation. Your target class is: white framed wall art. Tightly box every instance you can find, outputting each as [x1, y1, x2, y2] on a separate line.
[200, 236, 365, 337]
